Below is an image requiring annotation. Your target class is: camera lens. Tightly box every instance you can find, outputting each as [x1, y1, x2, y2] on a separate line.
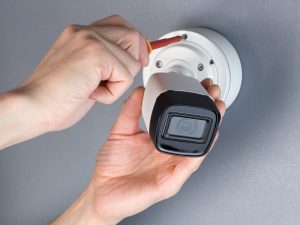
[176, 119, 197, 134]
[166, 116, 207, 139]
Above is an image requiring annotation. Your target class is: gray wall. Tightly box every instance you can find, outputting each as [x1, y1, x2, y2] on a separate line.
[0, 0, 300, 224]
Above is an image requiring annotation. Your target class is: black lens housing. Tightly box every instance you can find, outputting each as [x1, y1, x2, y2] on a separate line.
[149, 90, 221, 157]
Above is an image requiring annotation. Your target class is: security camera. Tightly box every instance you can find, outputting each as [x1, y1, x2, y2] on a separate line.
[142, 28, 242, 157]
[142, 71, 221, 156]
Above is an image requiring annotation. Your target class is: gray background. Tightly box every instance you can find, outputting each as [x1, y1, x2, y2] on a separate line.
[0, 0, 300, 224]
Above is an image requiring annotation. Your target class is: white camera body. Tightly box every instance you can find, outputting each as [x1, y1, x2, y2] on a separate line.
[142, 72, 210, 131]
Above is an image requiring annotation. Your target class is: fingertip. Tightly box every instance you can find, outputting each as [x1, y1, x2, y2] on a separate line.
[141, 55, 149, 67]
[111, 88, 143, 135]
[201, 78, 213, 89]
[119, 86, 144, 120]
[205, 131, 220, 155]
[215, 100, 226, 118]
[129, 86, 145, 102]
[207, 84, 221, 100]
[139, 47, 149, 66]
[135, 85, 145, 92]
[139, 36, 150, 66]
[215, 131, 220, 140]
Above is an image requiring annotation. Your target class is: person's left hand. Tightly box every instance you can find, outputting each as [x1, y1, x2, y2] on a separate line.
[87, 78, 226, 224]
[51, 79, 225, 225]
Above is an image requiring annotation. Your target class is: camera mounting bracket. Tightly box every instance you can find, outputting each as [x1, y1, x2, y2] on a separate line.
[143, 28, 242, 108]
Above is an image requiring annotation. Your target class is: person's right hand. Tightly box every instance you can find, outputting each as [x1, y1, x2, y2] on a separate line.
[16, 15, 149, 132]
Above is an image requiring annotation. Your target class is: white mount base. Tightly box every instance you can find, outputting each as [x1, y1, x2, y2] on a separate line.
[143, 28, 242, 108]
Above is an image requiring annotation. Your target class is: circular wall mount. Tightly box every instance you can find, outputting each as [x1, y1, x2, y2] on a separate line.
[143, 28, 242, 108]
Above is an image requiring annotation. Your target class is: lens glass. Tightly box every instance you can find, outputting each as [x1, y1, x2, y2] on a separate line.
[167, 116, 207, 139]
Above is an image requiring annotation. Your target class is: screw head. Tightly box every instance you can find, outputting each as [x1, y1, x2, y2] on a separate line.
[197, 63, 204, 71]
[156, 60, 163, 68]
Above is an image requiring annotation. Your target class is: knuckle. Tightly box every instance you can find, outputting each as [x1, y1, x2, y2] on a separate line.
[74, 29, 106, 53]
[111, 14, 123, 19]
[63, 24, 80, 35]
[85, 39, 103, 52]
[76, 29, 92, 39]
[78, 37, 105, 57]
[111, 14, 128, 24]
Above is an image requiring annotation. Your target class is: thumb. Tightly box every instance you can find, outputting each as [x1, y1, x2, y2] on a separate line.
[110, 86, 145, 135]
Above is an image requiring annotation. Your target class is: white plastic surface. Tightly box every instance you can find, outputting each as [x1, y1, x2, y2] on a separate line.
[142, 72, 210, 131]
[143, 28, 242, 108]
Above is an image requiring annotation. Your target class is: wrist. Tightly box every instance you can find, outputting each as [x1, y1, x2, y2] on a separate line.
[50, 185, 116, 225]
[0, 90, 49, 149]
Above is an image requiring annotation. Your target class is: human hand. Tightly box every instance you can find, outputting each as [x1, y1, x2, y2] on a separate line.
[50, 79, 225, 225]
[16, 15, 148, 132]
[86, 78, 226, 224]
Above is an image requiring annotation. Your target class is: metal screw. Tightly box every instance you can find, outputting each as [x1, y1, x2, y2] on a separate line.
[197, 63, 204, 71]
[156, 60, 163, 68]
[182, 34, 188, 40]
[209, 59, 214, 65]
